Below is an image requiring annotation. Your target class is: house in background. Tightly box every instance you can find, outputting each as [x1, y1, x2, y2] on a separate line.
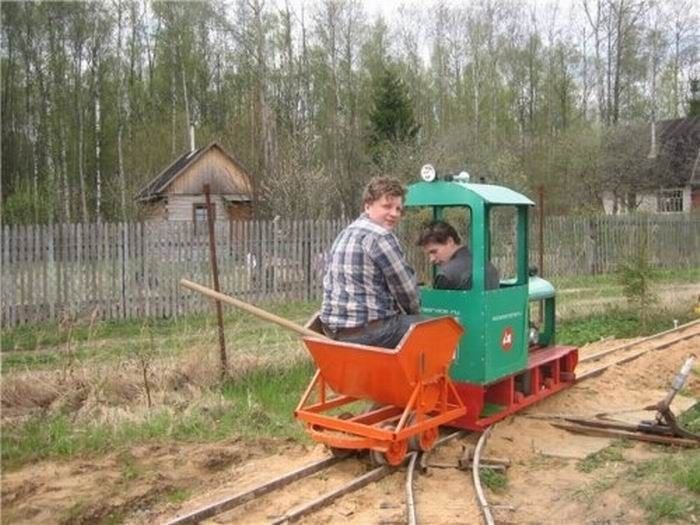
[136, 141, 254, 225]
[602, 77, 700, 216]
[602, 115, 700, 214]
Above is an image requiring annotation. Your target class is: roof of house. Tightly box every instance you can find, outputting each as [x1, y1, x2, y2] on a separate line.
[652, 116, 700, 187]
[135, 142, 253, 202]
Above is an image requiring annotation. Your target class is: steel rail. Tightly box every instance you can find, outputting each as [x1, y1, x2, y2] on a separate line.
[579, 319, 700, 364]
[405, 452, 419, 525]
[274, 430, 468, 525]
[164, 457, 339, 525]
[419, 430, 467, 472]
[269, 465, 392, 525]
[576, 330, 700, 381]
[472, 427, 495, 525]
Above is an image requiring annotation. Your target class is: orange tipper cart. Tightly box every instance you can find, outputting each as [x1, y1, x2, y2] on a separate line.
[295, 317, 467, 466]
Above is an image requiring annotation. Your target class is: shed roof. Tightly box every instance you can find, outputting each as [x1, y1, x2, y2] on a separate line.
[135, 142, 253, 202]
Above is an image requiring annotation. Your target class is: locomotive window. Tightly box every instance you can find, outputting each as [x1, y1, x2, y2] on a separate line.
[401, 206, 472, 289]
[488, 205, 518, 284]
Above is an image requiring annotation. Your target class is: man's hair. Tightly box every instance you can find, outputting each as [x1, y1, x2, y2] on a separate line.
[416, 220, 461, 246]
[362, 176, 406, 206]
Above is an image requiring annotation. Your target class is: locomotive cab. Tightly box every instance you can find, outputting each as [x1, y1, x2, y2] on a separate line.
[405, 169, 578, 429]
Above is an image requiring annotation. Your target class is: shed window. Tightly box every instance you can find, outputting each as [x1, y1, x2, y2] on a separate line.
[657, 189, 683, 213]
[193, 203, 214, 233]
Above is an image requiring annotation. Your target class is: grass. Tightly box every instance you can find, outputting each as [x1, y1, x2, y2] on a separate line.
[642, 492, 695, 523]
[480, 468, 508, 493]
[558, 308, 695, 348]
[551, 267, 700, 290]
[626, 450, 700, 523]
[0, 300, 319, 354]
[577, 442, 628, 473]
[164, 488, 191, 504]
[0, 300, 319, 373]
[678, 402, 700, 434]
[1, 359, 314, 469]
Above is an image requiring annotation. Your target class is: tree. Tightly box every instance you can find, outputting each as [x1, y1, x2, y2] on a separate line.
[368, 64, 419, 156]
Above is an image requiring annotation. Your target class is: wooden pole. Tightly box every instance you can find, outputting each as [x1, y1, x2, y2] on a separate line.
[538, 184, 545, 324]
[204, 184, 228, 378]
[180, 278, 327, 340]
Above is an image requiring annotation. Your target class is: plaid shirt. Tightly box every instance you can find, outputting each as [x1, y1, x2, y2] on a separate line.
[321, 214, 420, 328]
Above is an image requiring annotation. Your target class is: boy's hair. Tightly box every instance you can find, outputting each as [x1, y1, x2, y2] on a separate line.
[416, 220, 461, 246]
[362, 176, 406, 206]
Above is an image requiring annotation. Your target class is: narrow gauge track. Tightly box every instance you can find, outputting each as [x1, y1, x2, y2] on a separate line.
[166, 321, 699, 525]
[166, 431, 466, 525]
[576, 319, 700, 380]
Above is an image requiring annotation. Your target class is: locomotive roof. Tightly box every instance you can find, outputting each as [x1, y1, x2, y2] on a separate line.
[405, 181, 534, 207]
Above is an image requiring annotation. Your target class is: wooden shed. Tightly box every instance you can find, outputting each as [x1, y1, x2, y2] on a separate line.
[136, 142, 254, 224]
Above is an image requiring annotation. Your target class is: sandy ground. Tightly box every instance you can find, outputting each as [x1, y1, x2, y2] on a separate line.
[2, 332, 699, 525]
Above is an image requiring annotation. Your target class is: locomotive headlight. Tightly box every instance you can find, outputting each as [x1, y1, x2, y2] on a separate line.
[453, 171, 470, 183]
[420, 164, 436, 182]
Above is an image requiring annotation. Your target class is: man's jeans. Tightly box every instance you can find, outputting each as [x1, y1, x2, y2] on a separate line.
[335, 314, 425, 349]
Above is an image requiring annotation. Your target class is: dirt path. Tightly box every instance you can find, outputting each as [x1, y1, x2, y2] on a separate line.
[2, 334, 698, 525]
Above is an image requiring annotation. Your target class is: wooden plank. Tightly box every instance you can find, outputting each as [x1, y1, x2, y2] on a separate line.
[27, 224, 36, 323]
[37, 224, 45, 323]
[165, 222, 174, 319]
[90, 222, 102, 319]
[2, 225, 11, 326]
[97, 223, 109, 320]
[18, 224, 27, 325]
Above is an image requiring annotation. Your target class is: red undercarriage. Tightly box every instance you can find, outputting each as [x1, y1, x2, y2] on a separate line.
[450, 345, 579, 431]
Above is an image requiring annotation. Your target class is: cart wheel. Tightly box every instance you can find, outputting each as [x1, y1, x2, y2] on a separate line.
[327, 412, 355, 459]
[408, 414, 439, 452]
[370, 438, 407, 467]
[328, 446, 354, 459]
[409, 426, 439, 452]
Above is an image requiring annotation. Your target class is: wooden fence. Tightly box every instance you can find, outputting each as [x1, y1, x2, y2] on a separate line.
[1, 220, 345, 327]
[2, 214, 699, 327]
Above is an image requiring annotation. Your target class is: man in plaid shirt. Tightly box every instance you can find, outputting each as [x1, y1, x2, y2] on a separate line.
[320, 176, 422, 348]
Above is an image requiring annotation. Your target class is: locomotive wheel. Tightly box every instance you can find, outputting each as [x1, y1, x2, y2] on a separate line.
[407, 414, 439, 451]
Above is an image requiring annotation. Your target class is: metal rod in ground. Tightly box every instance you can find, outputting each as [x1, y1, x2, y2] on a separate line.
[270, 465, 391, 525]
[165, 457, 339, 525]
[472, 427, 495, 525]
[552, 422, 699, 448]
[560, 416, 675, 437]
[204, 184, 227, 378]
[658, 355, 696, 412]
[405, 452, 418, 525]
